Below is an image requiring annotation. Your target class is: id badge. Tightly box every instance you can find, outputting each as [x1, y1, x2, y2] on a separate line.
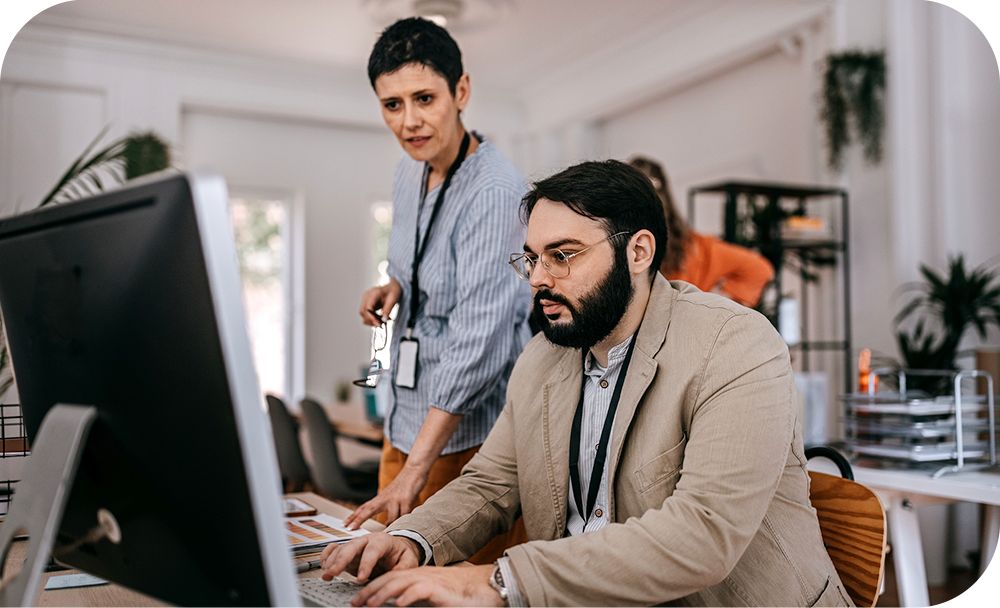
[395, 337, 420, 389]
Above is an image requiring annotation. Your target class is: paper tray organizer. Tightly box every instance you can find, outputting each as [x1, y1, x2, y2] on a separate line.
[840, 368, 996, 477]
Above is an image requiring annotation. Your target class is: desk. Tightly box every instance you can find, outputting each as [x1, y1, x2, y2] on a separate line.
[332, 419, 384, 447]
[297, 402, 385, 448]
[811, 462, 1000, 607]
[12, 492, 381, 606]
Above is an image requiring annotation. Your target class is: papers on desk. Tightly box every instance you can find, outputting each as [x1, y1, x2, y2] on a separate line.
[286, 513, 369, 555]
[45, 573, 108, 590]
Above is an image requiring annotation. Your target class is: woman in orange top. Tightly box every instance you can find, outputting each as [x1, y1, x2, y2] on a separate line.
[629, 156, 774, 307]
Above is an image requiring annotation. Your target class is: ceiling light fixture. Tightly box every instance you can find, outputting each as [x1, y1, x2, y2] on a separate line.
[362, 0, 513, 31]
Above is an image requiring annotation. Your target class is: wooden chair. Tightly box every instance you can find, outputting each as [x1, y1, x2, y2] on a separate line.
[806, 447, 887, 608]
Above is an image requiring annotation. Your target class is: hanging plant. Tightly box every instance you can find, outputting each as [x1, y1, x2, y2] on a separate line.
[820, 49, 886, 171]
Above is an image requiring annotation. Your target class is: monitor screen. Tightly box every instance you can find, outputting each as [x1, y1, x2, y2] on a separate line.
[0, 173, 298, 605]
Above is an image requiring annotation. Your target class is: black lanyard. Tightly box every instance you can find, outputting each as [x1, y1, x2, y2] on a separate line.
[568, 333, 639, 522]
[407, 131, 471, 332]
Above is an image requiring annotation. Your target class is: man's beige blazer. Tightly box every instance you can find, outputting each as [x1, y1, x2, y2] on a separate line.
[389, 276, 853, 606]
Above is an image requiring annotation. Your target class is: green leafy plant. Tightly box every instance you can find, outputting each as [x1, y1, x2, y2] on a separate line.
[895, 255, 1000, 392]
[0, 128, 171, 404]
[0, 316, 13, 400]
[820, 50, 886, 171]
[39, 128, 170, 207]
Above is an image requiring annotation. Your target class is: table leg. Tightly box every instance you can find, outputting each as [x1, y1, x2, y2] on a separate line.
[886, 494, 931, 607]
[982, 504, 1000, 575]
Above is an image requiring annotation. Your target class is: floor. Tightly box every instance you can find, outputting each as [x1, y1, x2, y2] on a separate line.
[877, 559, 978, 606]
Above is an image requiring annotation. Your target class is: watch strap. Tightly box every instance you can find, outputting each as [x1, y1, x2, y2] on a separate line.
[489, 561, 509, 604]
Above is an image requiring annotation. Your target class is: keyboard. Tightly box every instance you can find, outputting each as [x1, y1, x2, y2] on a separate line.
[298, 577, 363, 607]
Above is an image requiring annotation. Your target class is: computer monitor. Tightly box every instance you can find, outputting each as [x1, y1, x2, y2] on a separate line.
[0, 172, 299, 605]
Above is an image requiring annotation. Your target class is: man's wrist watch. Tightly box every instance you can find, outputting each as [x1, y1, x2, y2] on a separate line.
[488, 561, 509, 605]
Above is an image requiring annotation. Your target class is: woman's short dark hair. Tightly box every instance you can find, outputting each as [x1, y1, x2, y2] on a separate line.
[367, 17, 464, 94]
[520, 160, 668, 278]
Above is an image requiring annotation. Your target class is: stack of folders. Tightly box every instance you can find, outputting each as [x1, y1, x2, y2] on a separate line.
[286, 513, 370, 555]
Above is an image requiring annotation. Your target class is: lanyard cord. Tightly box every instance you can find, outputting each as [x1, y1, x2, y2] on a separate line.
[407, 131, 472, 333]
[568, 332, 639, 522]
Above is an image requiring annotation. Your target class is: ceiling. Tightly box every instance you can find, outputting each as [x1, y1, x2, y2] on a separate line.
[30, 0, 724, 91]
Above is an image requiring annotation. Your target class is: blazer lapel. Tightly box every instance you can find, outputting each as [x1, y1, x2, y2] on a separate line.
[608, 277, 676, 516]
[541, 348, 582, 537]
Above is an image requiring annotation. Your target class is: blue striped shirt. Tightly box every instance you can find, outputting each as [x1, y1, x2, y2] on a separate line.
[385, 135, 531, 454]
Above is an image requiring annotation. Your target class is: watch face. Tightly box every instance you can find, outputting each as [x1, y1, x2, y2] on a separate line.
[493, 567, 504, 587]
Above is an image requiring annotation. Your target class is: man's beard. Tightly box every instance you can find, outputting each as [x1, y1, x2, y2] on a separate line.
[530, 250, 634, 350]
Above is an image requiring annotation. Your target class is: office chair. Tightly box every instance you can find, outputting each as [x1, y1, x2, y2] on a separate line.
[299, 398, 378, 504]
[265, 394, 312, 492]
[806, 446, 887, 608]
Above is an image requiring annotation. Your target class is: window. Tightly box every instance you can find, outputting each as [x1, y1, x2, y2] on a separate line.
[230, 192, 298, 400]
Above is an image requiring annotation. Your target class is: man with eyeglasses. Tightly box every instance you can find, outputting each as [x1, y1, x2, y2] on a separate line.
[323, 160, 848, 607]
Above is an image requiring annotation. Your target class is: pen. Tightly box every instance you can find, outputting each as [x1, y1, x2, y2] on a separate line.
[297, 559, 322, 573]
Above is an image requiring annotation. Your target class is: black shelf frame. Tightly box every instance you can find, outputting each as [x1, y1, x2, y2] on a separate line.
[687, 180, 852, 394]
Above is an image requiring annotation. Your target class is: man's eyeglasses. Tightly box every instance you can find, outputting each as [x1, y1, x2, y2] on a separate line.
[352, 322, 388, 388]
[508, 231, 631, 281]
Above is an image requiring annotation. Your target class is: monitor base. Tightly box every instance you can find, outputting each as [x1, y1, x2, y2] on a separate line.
[0, 404, 96, 607]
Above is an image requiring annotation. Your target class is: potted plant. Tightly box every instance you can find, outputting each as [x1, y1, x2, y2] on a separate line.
[0, 315, 12, 403]
[894, 255, 1000, 393]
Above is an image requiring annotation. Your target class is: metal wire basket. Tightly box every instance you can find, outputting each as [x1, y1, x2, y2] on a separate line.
[0, 403, 29, 518]
[841, 368, 997, 477]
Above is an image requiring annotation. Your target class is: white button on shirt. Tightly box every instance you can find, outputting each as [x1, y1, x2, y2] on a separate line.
[564, 335, 633, 536]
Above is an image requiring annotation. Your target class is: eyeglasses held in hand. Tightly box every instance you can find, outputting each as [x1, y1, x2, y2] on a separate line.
[353, 322, 388, 388]
[507, 231, 630, 281]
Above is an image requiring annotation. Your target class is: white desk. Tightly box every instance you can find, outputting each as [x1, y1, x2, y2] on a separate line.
[816, 464, 1000, 607]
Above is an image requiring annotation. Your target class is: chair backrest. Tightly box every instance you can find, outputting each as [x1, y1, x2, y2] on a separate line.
[808, 470, 887, 608]
[299, 397, 360, 501]
[265, 394, 311, 490]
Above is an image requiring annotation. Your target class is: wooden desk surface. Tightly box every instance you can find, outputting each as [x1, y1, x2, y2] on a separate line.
[10, 492, 381, 606]
[331, 419, 384, 446]
[294, 401, 384, 446]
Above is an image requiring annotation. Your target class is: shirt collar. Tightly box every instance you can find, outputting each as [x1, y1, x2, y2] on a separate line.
[583, 335, 634, 377]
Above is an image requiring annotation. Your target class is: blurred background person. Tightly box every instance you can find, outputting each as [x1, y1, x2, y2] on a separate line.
[629, 156, 774, 307]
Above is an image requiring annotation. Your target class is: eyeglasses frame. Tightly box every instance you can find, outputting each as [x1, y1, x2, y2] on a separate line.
[352, 322, 388, 388]
[508, 231, 631, 281]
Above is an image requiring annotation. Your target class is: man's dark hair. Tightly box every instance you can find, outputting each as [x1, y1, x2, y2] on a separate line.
[367, 17, 464, 94]
[520, 160, 668, 278]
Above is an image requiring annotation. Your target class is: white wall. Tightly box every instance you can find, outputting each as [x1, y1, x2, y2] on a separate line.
[599, 45, 816, 214]
[182, 109, 398, 403]
[0, 81, 105, 212]
[888, 0, 1000, 289]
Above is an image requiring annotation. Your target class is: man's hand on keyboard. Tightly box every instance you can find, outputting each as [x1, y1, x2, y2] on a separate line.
[351, 564, 503, 607]
[320, 532, 421, 584]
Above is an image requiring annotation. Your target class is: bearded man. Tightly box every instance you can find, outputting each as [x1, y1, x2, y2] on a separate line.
[320, 160, 851, 607]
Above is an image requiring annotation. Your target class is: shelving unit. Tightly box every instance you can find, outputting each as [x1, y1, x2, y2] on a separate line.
[687, 180, 852, 393]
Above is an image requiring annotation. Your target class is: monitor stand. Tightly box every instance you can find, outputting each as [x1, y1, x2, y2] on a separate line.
[0, 404, 96, 607]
